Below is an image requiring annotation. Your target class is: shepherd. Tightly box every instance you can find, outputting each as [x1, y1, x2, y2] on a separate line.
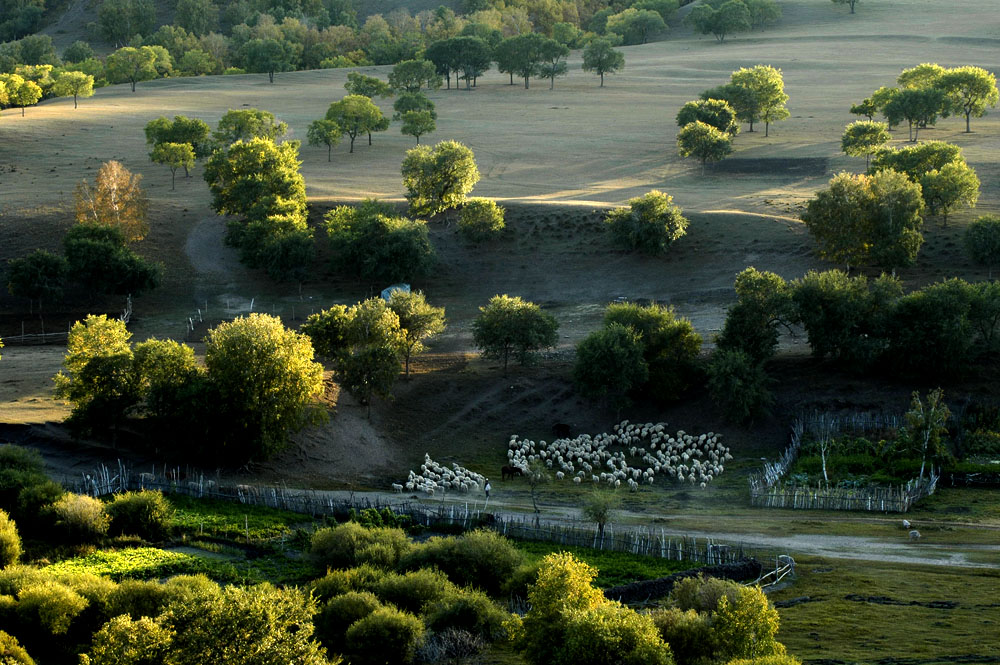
[484, 478, 491, 498]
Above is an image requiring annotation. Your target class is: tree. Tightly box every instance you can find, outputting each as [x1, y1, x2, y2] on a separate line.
[425, 39, 460, 90]
[82, 615, 174, 665]
[715, 267, 793, 363]
[580, 490, 622, 542]
[730, 64, 789, 136]
[243, 38, 298, 83]
[582, 38, 624, 87]
[700, 83, 758, 131]
[177, 49, 217, 76]
[573, 323, 648, 412]
[6, 250, 67, 311]
[176, 0, 219, 35]
[904, 389, 950, 482]
[920, 160, 979, 226]
[502, 33, 547, 89]
[883, 88, 946, 141]
[745, 0, 781, 29]
[400, 111, 435, 143]
[64, 40, 96, 64]
[707, 349, 772, 424]
[897, 62, 946, 91]
[451, 36, 493, 88]
[713, 586, 786, 661]
[339, 344, 400, 418]
[387, 290, 446, 378]
[74, 160, 150, 243]
[393, 92, 436, 121]
[831, 0, 859, 13]
[401, 140, 480, 217]
[938, 66, 999, 133]
[51, 71, 94, 109]
[150, 142, 195, 190]
[677, 98, 739, 136]
[388, 59, 441, 93]
[324, 200, 436, 282]
[870, 141, 963, 181]
[965, 215, 1000, 279]
[145, 115, 212, 158]
[850, 97, 878, 120]
[606, 8, 666, 45]
[686, 1, 750, 43]
[307, 118, 343, 161]
[213, 108, 288, 145]
[98, 0, 155, 46]
[537, 38, 569, 90]
[0, 510, 21, 568]
[458, 197, 505, 242]
[677, 121, 733, 174]
[133, 338, 202, 422]
[63, 225, 161, 296]
[345, 72, 391, 98]
[472, 295, 559, 373]
[0, 74, 41, 116]
[325, 95, 388, 153]
[605, 190, 689, 254]
[841, 120, 890, 168]
[105, 46, 158, 92]
[205, 314, 324, 461]
[801, 170, 925, 270]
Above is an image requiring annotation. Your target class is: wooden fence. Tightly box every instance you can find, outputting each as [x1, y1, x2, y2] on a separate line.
[71, 462, 756, 566]
[748, 412, 937, 513]
[0, 330, 69, 346]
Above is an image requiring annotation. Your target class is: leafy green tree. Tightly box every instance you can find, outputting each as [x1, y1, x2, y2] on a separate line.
[177, 49, 217, 76]
[388, 59, 441, 93]
[98, 0, 155, 46]
[387, 290, 446, 378]
[307, 118, 343, 161]
[713, 586, 785, 661]
[150, 142, 195, 190]
[132, 338, 202, 422]
[301, 305, 352, 359]
[605, 190, 689, 254]
[176, 0, 219, 36]
[937, 66, 999, 133]
[707, 349, 772, 424]
[204, 314, 324, 461]
[574, 323, 648, 411]
[339, 344, 401, 417]
[677, 121, 733, 174]
[458, 197, 505, 242]
[324, 200, 436, 282]
[562, 604, 672, 665]
[451, 36, 493, 88]
[0, 74, 41, 116]
[213, 108, 288, 145]
[700, 82, 758, 131]
[580, 490, 621, 541]
[393, 92, 436, 121]
[0, 509, 22, 567]
[6, 250, 67, 311]
[920, 160, 979, 226]
[633, 0, 680, 21]
[425, 39, 461, 90]
[81, 615, 174, 665]
[883, 88, 946, 141]
[345, 72, 391, 98]
[242, 38, 298, 83]
[897, 62, 946, 91]
[831, 0, 859, 13]
[325, 95, 389, 153]
[686, 1, 750, 42]
[400, 110, 435, 144]
[903, 388, 951, 481]
[677, 98, 739, 136]
[472, 295, 559, 373]
[715, 267, 792, 363]
[841, 120, 890, 168]
[801, 170, 925, 270]
[537, 38, 569, 89]
[51, 71, 94, 109]
[63, 225, 162, 296]
[501, 33, 547, 89]
[144, 115, 212, 158]
[401, 140, 480, 217]
[105, 46, 159, 92]
[869, 141, 963, 181]
[731, 64, 789, 136]
[965, 215, 1000, 278]
[581, 38, 624, 87]
[850, 97, 878, 120]
[744, 0, 781, 29]
[607, 8, 666, 45]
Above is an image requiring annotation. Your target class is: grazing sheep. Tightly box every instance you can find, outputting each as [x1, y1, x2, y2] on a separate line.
[391, 483, 403, 493]
[909, 529, 921, 541]
[902, 519, 911, 530]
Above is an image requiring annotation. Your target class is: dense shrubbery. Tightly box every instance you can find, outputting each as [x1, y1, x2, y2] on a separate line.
[104, 491, 173, 541]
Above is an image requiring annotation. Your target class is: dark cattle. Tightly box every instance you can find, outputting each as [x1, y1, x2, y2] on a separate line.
[552, 423, 572, 438]
[501, 465, 524, 480]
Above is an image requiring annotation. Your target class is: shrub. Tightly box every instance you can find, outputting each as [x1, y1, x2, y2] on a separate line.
[310, 523, 411, 569]
[0, 510, 21, 567]
[725, 656, 802, 665]
[561, 602, 673, 665]
[106, 579, 170, 620]
[712, 586, 785, 661]
[651, 607, 714, 665]
[416, 628, 485, 665]
[503, 562, 541, 599]
[605, 190, 688, 255]
[17, 580, 89, 635]
[311, 564, 387, 601]
[0, 445, 49, 512]
[707, 350, 772, 424]
[425, 588, 509, 639]
[344, 606, 425, 665]
[375, 568, 457, 614]
[0, 630, 34, 665]
[314, 591, 383, 652]
[669, 575, 742, 614]
[15, 480, 65, 526]
[54, 572, 115, 632]
[80, 615, 173, 665]
[458, 198, 505, 242]
[160, 574, 222, 605]
[0, 565, 48, 596]
[47, 494, 109, 543]
[105, 491, 173, 541]
[399, 530, 524, 596]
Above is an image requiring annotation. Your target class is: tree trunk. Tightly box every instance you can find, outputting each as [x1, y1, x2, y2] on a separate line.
[368, 131, 372, 146]
[20, 106, 24, 116]
[269, 70, 274, 83]
[328, 145, 332, 162]
[74, 94, 78, 109]
[966, 111, 972, 133]
[171, 168, 176, 190]
[509, 72, 514, 85]
[600, 72, 604, 87]
[445, 72, 450, 89]
[549, 76, 554, 90]
[748, 119, 754, 132]
[349, 135, 355, 153]
[131, 79, 136, 92]
[765, 121, 770, 137]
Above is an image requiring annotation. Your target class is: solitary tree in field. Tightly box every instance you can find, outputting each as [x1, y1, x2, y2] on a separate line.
[841, 120, 890, 168]
[472, 295, 559, 374]
[307, 118, 342, 161]
[730, 64, 789, 136]
[243, 38, 297, 83]
[401, 140, 480, 217]
[920, 161, 979, 227]
[6, 250, 68, 312]
[605, 190, 689, 254]
[538, 38, 569, 90]
[387, 290, 446, 378]
[581, 38, 624, 87]
[581, 490, 622, 541]
[105, 46, 158, 92]
[345, 72, 392, 99]
[831, 0, 859, 14]
[677, 121, 732, 174]
[150, 142, 195, 190]
[52, 71, 94, 108]
[74, 160, 150, 243]
[938, 66, 999, 133]
[965, 215, 1000, 279]
[400, 110, 435, 143]
[325, 95, 388, 153]
[677, 98, 740, 136]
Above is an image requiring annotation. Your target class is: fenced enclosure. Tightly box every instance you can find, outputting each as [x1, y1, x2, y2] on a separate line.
[72, 461, 757, 566]
[748, 412, 938, 513]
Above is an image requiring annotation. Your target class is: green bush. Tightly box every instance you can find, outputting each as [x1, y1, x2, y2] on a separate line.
[707, 349, 772, 424]
[315, 591, 383, 652]
[81, 615, 173, 665]
[669, 575, 742, 613]
[503, 562, 541, 599]
[561, 603, 673, 665]
[0, 510, 22, 567]
[344, 606, 425, 665]
[965, 429, 1000, 456]
[106, 579, 170, 620]
[651, 607, 714, 665]
[458, 198, 505, 242]
[310, 522, 411, 569]
[712, 587, 785, 661]
[17, 580, 89, 635]
[0, 630, 35, 665]
[105, 491, 173, 541]
[54, 572, 115, 632]
[425, 588, 509, 639]
[605, 190, 688, 255]
[0, 446, 49, 513]
[0, 565, 48, 596]
[311, 564, 387, 601]
[725, 656, 802, 665]
[399, 530, 524, 596]
[47, 494, 109, 543]
[375, 568, 457, 614]
[15, 480, 65, 526]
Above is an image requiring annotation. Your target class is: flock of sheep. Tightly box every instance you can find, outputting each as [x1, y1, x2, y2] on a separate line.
[507, 420, 733, 491]
[394, 453, 486, 495]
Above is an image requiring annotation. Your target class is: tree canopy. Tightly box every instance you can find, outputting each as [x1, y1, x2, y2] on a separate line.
[581, 38, 624, 87]
[51, 71, 94, 108]
[605, 190, 689, 254]
[938, 66, 999, 133]
[325, 95, 389, 153]
[730, 64, 789, 136]
[840, 120, 890, 168]
[74, 160, 150, 243]
[472, 295, 559, 373]
[387, 290, 447, 378]
[677, 121, 733, 173]
[401, 140, 480, 217]
[213, 108, 288, 145]
[686, 1, 750, 42]
[677, 98, 739, 136]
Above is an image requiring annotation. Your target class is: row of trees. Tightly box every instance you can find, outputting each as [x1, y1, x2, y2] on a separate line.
[685, 0, 781, 42]
[0, 63, 94, 116]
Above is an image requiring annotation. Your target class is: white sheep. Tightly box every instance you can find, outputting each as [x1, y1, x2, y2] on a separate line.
[391, 483, 403, 493]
